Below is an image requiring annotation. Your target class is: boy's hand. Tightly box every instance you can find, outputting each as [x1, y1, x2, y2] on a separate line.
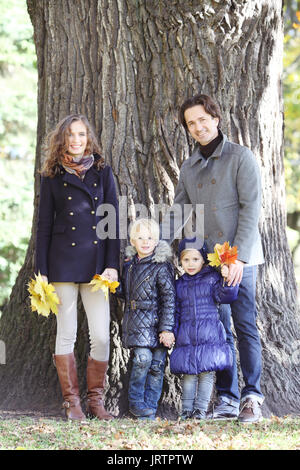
[159, 331, 175, 348]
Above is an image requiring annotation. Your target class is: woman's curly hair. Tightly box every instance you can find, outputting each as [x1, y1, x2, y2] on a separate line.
[41, 114, 105, 177]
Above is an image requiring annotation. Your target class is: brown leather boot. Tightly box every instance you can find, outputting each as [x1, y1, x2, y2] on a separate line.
[53, 353, 86, 421]
[86, 356, 113, 420]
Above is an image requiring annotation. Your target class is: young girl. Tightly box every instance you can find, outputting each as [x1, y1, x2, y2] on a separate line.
[35, 114, 120, 421]
[170, 237, 239, 420]
[118, 218, 175, 419]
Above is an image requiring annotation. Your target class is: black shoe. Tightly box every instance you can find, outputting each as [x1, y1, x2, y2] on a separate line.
[137, 414, 156, 421]
[129, 405, 154, 417]
[192, 408, 207, 420]
[180, 410, 193, 420]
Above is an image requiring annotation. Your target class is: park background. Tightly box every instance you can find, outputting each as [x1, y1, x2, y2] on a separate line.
[0, 0, 299, 451]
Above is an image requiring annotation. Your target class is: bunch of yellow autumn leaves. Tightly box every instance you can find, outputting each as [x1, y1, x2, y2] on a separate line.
[28, 273, 119, 317]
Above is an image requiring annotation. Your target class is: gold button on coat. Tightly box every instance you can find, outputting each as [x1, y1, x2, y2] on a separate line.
[93, 240, 98, 245]
[91, 210, 95, 215]
[68, 196, 72, 200]
[71, 242, 76, 246]
[64, 183, 67, 187]
[72, 226, 76, 230]
[69, 212, 74, 216]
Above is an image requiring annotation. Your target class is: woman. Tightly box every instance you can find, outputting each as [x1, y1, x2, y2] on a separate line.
[35, 114, 120, 420]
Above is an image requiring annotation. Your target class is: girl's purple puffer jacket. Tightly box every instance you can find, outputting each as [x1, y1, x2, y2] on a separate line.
[170, 265, 239, 375]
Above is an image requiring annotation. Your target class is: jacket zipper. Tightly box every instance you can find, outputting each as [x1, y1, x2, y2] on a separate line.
[124, 267, 151, 342]
[193, 280, 198, 347]
[124, 263, 134, 338]
[135, 274, 151, 290]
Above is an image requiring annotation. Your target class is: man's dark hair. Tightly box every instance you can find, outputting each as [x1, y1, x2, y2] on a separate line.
[179, 94, 222, 131]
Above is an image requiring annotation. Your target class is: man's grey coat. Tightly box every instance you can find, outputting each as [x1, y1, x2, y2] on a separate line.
[161, 131, 264, 265]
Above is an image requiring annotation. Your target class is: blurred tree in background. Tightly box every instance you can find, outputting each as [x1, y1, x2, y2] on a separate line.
[0, 160, 33, 304]
[0, 0, 299, 309]
[0, 0, 36, 306]
[0, 0, 37, 156]
[284, 0, 300, 264]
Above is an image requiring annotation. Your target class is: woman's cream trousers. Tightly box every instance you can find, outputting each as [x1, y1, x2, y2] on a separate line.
[53, 282, 110, 361]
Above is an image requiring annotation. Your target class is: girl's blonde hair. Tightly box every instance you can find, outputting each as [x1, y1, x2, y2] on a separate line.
[41, 114, 104, 177]
[129, 218, 160, 242]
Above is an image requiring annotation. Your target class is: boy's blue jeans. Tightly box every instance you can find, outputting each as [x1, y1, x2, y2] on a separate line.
[216, 266, 264, 406]
[128, 347, 167, 414]
[182, 372, 215, 412]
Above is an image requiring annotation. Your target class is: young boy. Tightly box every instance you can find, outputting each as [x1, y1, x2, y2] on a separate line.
[119, 218, 175, 419]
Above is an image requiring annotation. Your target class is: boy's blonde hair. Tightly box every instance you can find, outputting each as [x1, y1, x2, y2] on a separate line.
[129, 218, 160, 242]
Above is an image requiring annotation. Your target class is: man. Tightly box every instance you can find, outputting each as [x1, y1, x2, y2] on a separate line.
[161, 94, 264, 423]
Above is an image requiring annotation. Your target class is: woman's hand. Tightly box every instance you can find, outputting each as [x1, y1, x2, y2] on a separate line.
[101, 268, 118, 282]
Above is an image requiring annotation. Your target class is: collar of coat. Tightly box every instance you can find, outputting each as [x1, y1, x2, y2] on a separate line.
[125, 240, 173, 263]
[180, 265, 214, 280]
[57, 153, 104, 202]
[189, 130, 228, 167]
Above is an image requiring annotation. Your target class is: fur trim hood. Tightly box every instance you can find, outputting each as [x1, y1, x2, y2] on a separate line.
[125, 240, 173, 263]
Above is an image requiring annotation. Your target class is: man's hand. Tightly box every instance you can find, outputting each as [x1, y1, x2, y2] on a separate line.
[227, 259, 244, 286]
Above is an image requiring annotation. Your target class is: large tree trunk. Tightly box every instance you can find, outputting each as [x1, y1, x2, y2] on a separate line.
[0, 0, 299, 418]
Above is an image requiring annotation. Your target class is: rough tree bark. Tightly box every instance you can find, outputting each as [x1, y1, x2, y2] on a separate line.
[0, 0, 299, 418]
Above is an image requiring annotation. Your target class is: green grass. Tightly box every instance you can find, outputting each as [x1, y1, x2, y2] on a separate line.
[0, 414, 299, 450]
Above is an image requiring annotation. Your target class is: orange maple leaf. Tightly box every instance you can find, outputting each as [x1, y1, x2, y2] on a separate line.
[218, 242, 238, 265]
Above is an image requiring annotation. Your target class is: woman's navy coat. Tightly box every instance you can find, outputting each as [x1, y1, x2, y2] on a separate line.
[170, 266, 238, 375]
[35, 155, 120, 283]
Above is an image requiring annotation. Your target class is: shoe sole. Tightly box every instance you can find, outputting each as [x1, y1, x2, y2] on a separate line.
[129, 409, 154, 417]
[207, 414, 238, 421]
[238, 416, 263, 424]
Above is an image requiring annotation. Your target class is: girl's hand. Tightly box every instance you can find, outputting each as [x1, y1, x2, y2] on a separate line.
[101, 268, 118, 282]
[41, 275, 48, 283]
[221, 265, 229, 280]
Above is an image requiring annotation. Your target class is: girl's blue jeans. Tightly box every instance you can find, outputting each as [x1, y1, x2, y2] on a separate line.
[182, 372, 215, 412]
[128, 347, 167, 414]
